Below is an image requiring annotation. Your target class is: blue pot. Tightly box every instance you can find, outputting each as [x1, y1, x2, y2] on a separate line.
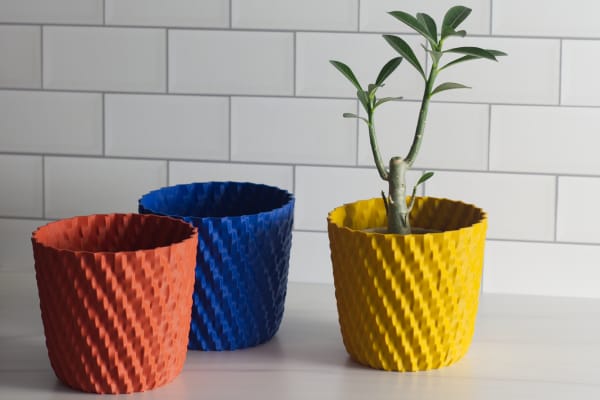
[139, 181, 294, 351]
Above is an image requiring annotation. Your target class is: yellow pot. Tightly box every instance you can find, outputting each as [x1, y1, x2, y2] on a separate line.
[327, 197, 487, 371]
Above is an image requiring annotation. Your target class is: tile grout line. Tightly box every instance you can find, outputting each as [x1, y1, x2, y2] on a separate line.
[293, 32, 297, 96]
[292, 165, 297, 195]
[166, 29, 170, 93]
[102, 0, 106, 25]
[355, 100, 360, 165]
[41, 156, 46, 219]
[487, 104, 492, 170]
[489, 0, 494, 35]
[101, 93, 106, 156]
[357, 0, 361, 31]
[554, 175, 560, 241]
[39, 25, 44, 88]
[166, 160, 170, 186]
[228, 97, 233, 161]
[558, 39, 563, 105]
[229, 0, 233, 28]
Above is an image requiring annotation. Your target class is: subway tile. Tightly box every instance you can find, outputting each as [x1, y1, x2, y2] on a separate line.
[432, 37, 560, 104]
[360, 0, 490, 35]
[296, 32, 425, 99]
[232, 0, 358, 31]
[170, 162, 294, 193]
[45, 157, 166, 219]
[0, 219, 46, 271]
[231, 97, 356, 165]
[105, 94, 228, 160]
[0, 0, 102, 24]
[358, 102, 488, 170]
[490, 105, 600, 175]
[562, 40, 600, 106]
[425, 171, 555, 241]
[484, 240, 600, 298]
[0, 26, 41, 89]
[289, 231, 333, 284]
[0, 155, 42, 218]
[106, 0, 229, 27]
[295, 166, 421, 231]
[170, 30, 293, 95]
[557, 177, 600, 244]
[44, 27, 166, 92]
[493, 0, 600, 37]
[0, 90, 102, 155]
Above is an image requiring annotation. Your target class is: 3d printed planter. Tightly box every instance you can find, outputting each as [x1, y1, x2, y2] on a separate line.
[139, 181, 294, 351]
[31, 213, 198, 394]
[327, 197, 487, 371]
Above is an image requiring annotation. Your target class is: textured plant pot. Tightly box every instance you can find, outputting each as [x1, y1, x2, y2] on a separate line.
[31, 213, 198, 394]
[139, 181, 295, 351]
[327, 197, 487, 372]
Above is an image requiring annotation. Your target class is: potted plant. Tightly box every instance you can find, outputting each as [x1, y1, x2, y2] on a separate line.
[328, 5, 505, 371]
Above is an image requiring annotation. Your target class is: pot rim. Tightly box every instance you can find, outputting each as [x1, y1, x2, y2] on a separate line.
[327, 196, 487, 237]
[138, 181, 295, 223]
[31, 212, 198, 257]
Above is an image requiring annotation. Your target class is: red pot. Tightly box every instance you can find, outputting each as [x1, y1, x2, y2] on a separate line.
[31, 213, 198, 394]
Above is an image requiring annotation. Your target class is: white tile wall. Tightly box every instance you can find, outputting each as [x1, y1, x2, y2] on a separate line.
[0, 26, 41, 88]
[490, 105, 600, 175]
[296, 32, 425, 99]
[484, 240, 600, 298]
[0, 0, 102, 24]
[360, 0, 491, 35]
[433, 37, 560, 104]
[0, 219, 46, 271]
[295, 166, 421, 231]
[557, 177, 600, 244]
[358, 101, 489, 170]
[425, 171, 556, 241]
[45, 157, 166, 219]
[493, 0, 600, 37]
[0, 90, 102, 154]
[169, 162, 294, 193]
[1, 1, 600, 296]
[231, 97, 356, 165]
[232, 0, 358, 31]
[105, 94, 229, 160]
[0, 155, 42, 218]
[289, 231, 333, 284]
[105, 0, 229, 28]
[562, 41, 600, 106]
[44, 27, 166, 92]
[169, 30, 293, 95]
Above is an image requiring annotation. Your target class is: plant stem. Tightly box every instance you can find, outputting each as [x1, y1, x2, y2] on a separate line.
[367, 117, 389, 181]
[387, 157, 411, 234]
[405, 62, 438, 166]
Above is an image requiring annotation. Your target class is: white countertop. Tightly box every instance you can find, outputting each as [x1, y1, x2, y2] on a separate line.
[1, 271, 600, 399]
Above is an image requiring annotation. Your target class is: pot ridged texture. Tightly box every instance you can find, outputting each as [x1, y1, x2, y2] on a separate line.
[31, 214, 198, 394]
[139, 182, 295, 351]
[327, 197, 487, 371]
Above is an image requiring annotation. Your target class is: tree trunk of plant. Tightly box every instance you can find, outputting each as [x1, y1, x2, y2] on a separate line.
[387, 157, 411, 234]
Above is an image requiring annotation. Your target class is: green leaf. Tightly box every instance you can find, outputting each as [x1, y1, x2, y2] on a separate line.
[417, 13, 437, 43]
[375, 57, 402, 86]
[488, 49, 508, 57]
[383, 35, 426, 79]
[330, 60, 362, 92]
[422, 44, 443, 64]
[439, 55, 477, 71]
[445, 46, 498, 61]
[389, 11, 437, 46]
[416, 171, 434, 186]
[357, 90, 370, 112]
[375, 96, 403, 108]
[442, 6, 471, 38]
[343, 112, 368, 123]
[367, 83, 381, 94]
[431, 82, 470, 96]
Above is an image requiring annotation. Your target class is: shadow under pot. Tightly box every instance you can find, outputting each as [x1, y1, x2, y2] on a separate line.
[139, 181, 295, 351]
[31, 213, 198, 394]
